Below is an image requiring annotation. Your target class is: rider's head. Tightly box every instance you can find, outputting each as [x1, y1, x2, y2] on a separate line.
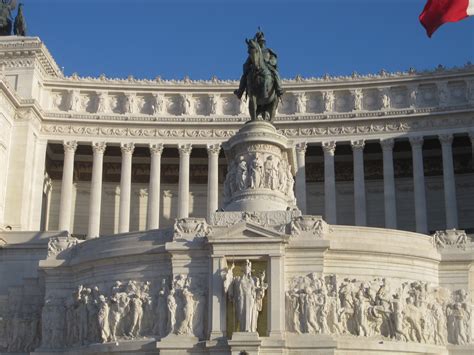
[255, 31, 266, 46]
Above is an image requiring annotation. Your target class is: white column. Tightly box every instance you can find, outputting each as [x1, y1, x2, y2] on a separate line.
[87, 141, 106, 239]
[269, 255, 284, 338]
[177, 143, 192, 219]
[207, 143, 221, 221]
[381, 139, 397, 229]
[295, 142, 307, 213]
[209, 256, 226, 340]
[409, 136, 428, 234]
[58, 140, 77, 231]
[469, 131, 474, 170]
[119, 142, 134, 233]
[439, 134, 458, 229]
[28, 138, 49, 230]
[40, 175, 52, 231]
[351, 140, 367, 226]
[147, 143, 164, 230]
[322, 141, 337, 224]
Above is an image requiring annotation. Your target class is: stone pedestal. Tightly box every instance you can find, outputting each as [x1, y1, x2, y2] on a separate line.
[156, 334, 202, 354]
[228, 332, 261, 355]
[222, 121, 297, 212]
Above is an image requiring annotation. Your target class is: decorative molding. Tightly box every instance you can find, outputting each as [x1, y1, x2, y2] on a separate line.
[63, 140, 78, 153]
[91, 141, 106, 154]
[351, 139, 365, 151]
[206, 143, 221, 156]
[322, 141, 336, 155]
[178, 143, 192, 156]
[120, 142, 135, 154]
[149, 143, 164, 155]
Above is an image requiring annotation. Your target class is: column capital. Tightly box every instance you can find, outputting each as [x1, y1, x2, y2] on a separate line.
[439, 134, 453, 145]
[149, 143, 164, 155]
[409, 136, 424, 147]
[380, 138, 395, 151]
[351, 139, 365, 151]
[206, 143, 221, 156]
[63, 140, 78, 153]
[120, 142, 135, 154]
[92, 141, 107, 154]
[322, 141, 336, 155]
[178, 143, 192, 156]
[295, 142, 307, 154]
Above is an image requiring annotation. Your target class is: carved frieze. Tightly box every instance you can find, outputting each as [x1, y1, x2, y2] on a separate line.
[286, 274, 472, 346]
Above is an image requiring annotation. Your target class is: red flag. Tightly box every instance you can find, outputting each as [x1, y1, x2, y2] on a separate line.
[419, 0, 473, 37]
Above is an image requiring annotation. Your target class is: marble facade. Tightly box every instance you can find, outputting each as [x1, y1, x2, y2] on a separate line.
[0, 37, 473, 354]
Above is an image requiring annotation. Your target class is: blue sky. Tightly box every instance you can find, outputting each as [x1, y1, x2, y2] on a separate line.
[22, 0, 474, 80]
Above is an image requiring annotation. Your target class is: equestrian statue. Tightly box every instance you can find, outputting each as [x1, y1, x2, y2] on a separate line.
[234, 29, 284, 121]
[0, 2, 27, 37]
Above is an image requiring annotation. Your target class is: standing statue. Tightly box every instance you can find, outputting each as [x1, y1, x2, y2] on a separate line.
[234, 29, 284, 121]
[0, 2, 12, 36]
[13, 3, 26, 36]
[223, 259, 268, 332]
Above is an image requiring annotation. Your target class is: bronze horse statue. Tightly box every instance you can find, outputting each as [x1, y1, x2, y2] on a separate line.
[244, 38, 279, 121]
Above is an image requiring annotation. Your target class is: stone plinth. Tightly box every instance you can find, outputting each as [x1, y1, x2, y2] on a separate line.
[228, 332, 261, 355]
[222, 121, 297, 212]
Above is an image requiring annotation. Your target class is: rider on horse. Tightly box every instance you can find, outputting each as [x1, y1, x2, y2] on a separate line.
[234, 30, 284, 100]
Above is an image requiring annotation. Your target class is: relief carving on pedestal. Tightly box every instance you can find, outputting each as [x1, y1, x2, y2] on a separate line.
[223, 152, 295, 204]
[286, 274, 472, 346]
[40, 276, 207, 349]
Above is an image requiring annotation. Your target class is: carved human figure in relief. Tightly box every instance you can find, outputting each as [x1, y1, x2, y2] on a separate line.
[323, 91, 335, 112]
[223, 259, 268, 332]
[167, 288, 177, 334]
[69, 90, 80, 111]
[278, 160, 288, 193]
[236, 157, 248, 191]
[182, 94, 194, 115]
[296, 93, 306, 113]
[353, 89, 363, 111]
[97, 295, 110, 343]
[239, 95, 248, 115]
[153, 93, 165, 115]
[382, 91, 391, 109]
[178, 286, 195, 335]
[97, 92, 107, 113]
[128, 293, 143, 337]
[249, 154, 263, 189]
[263, 155, 277, 189]
[109, 283, 129, 342]
[210, 94, 220, 115]
[124, 94, 135, 114]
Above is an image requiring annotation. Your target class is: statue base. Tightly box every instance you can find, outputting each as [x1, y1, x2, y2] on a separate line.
[222, 120, 297, 212]
[156, 334, 201, 354]
[228, 332, 261, 355]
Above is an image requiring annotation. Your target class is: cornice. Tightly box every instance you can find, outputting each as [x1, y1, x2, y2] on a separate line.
[0, 36, 62, 78]
[40, 109, 474, 143]
[44, 63, 474, 89]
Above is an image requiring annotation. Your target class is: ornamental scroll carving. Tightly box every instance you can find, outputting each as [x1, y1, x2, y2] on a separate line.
[173, 218, 212, 239]
[40, 276, 207, 349]
[432, 229, 469, 250]
[286, 274, 472, 346]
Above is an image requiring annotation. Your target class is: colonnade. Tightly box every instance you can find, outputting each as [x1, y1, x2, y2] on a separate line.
[57, 141, 221, 238]
[55, 133, 470, 237]
[295, 133, 469, 233]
